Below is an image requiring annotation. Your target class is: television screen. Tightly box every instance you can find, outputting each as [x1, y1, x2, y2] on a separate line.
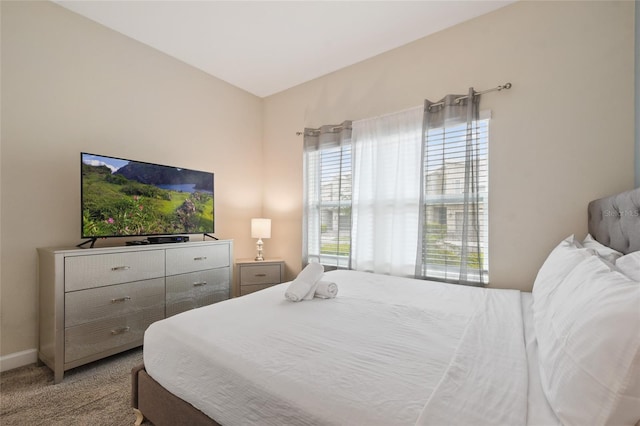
[81, 153, 214, 238]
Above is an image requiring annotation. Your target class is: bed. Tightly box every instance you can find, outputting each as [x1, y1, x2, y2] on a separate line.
[132, 188, 640, 426]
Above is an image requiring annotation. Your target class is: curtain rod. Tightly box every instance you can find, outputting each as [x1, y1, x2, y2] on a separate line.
[428, 82, 512, 110]
[296, 82, 512, 136]
[296, 125, 347, 137]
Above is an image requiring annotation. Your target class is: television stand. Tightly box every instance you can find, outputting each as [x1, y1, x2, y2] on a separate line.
[203, 233, 218, 241]
[37, 240, 233, 383]
[76, 238, 98, 248]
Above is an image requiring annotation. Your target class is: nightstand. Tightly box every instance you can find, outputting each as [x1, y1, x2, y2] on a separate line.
[236, 258, 285, 296]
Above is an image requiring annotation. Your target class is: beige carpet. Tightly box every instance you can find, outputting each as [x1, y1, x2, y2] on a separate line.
[0, 347, 152, 426]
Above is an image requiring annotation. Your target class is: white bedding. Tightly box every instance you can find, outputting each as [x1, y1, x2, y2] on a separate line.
[144, 270, 551, 425]
[521, 292, 561, 426]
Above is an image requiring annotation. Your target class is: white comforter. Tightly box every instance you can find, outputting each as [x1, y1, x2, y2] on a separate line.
[144, 270, 528, 425]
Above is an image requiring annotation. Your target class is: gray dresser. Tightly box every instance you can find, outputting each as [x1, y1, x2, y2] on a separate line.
[38, 240, 233, 383]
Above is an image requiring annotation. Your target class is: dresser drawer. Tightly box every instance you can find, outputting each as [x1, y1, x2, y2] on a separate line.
[166, 269, 230, 317]
[165, 244, 230, 276]
[65, 278, 165, 328]
[65, 250, 165, 291]
[64, 307, 164, 363]
[239, 264, 282, 285]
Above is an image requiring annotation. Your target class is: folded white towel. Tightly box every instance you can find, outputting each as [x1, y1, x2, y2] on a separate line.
[285, 263, 324, 302]
[314, 281, 338, 299]
[303, 280, 319, 301]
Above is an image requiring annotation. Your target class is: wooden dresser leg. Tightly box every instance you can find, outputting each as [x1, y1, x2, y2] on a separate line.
[54, 369, 64, 384]
[133, 408, 144, 426]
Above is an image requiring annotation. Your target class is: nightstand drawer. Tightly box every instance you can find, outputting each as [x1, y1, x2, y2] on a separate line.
[240, 283, 276, 296]
[240, 264, 282, 285]
[65, 250, 165, 291]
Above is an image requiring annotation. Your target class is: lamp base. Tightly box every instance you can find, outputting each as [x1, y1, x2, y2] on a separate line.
[255, 238, 264, 261]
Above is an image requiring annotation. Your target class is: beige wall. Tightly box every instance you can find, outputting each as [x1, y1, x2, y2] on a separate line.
[0, 1, 263, 356]
[262, 1, 635, 289]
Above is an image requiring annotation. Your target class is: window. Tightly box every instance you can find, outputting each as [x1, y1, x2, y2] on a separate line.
[303, 112, 489, 286]
[303, 124, 352, 268]
[418, 118, 489, 285]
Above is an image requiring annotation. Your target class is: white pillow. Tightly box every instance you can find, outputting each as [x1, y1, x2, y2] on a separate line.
[536, 254, 640, 425]
[532, 235, 595, 311]
[582, 233, 623, 263]
[616, 251, 640, 281]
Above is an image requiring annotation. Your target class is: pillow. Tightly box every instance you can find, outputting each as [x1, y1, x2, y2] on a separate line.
[582, 233, 623, 263]
[616, 251, 640, 281]
[532, 235, 595, 310]
[535, 254, 640, 425]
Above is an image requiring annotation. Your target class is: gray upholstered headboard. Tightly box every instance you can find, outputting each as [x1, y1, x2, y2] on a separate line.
[588, 187, 640, 255]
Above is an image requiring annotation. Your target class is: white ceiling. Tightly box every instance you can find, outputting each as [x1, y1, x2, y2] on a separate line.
[54, 1, 515, 98]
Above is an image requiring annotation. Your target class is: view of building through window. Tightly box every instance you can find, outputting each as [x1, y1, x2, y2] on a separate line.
[420, 119, 489, 283]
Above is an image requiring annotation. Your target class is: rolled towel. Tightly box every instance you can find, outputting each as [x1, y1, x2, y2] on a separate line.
[285, 263, 324, 302]
[314, 281, 338, 299]
[303, 280, 319, 301]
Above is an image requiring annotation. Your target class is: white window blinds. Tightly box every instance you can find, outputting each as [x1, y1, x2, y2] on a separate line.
[303, 123, 352, 268]
[417, 115, 490, 285]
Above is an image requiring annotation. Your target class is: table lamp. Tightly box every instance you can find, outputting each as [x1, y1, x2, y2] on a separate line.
[251, 218, 271, 261]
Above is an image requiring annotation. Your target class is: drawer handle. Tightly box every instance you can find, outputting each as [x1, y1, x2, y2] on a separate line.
[255, 273, 267, 277]
[193, 256, 207, 261]
[193, 281, 208, 287]
[111, 266, 131, 271]
[111, 296, 131, 303]
[111, 326, 130, 335]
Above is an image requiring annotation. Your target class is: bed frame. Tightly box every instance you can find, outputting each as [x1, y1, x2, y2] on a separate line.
[131, 187, 640, 426]
[131, 364, 220, 426]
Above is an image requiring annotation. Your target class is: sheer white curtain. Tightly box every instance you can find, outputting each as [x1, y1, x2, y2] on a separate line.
[415, 89, 488, 285]
[351, 106, 423, 276]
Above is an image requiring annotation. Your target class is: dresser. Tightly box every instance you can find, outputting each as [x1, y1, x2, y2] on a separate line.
[38, 240, 232, 383]
[236, 258, 285, 296]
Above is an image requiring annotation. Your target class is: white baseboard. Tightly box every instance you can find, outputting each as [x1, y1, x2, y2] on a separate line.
[0, 348, 38, 373]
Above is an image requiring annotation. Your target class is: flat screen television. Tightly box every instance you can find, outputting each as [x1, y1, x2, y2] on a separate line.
[81, 152, 214, 245]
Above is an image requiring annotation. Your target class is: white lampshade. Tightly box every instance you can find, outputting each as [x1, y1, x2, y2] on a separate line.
[251, 218, 271, 239]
